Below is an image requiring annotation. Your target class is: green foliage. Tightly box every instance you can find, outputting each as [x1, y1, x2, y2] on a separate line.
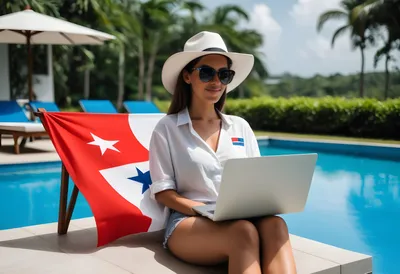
[2, 0, 399, 104]
[153, 98, 171, 113]
[153, 96, 400, 140]
[223, 96, 400, 140]
[2, 0, 269, 105]
[267, 72, 400, 99]
[317, 0, 400, 98]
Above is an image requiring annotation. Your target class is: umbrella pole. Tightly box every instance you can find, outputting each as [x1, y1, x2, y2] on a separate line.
[27, 32, 33, 102]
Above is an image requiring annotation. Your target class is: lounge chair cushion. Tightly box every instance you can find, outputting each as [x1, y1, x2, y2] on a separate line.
[0, 101, 30, 122]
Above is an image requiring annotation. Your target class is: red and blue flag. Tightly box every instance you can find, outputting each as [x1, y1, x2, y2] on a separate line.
[40, 112, 168, 247]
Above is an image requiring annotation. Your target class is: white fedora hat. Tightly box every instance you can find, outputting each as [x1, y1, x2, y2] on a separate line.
[161, 31, 254, 95]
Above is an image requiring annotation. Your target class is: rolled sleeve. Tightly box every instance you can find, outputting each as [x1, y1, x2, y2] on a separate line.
[149, 129, 177, 200]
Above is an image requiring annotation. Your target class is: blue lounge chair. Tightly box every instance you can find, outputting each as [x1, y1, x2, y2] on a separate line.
[29, 101, 60, 112]
[27, 101, 61, 122]
[123, 100, 162, 114]
[0, 101, 47, 154]
[0, 100, 31, 122]
[79, 99, 118, 113]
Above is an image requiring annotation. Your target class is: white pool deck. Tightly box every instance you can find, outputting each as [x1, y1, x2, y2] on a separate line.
[0, 137, 374, 274]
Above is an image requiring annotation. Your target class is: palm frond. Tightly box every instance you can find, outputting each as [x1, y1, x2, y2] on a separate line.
[360, 0, 384, 15]
[183, 1, 205, 12]
[331, 25, 350, 47]
[340, 0, 363, 11]
[373, 42, 392, 68]
[213, 5, 249, 25]
[316, 10, 348, 32]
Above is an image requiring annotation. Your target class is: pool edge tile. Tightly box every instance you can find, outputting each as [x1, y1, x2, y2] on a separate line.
[290, 234, 373, 274]
[23, 221, 83, 236]
[0, 227, 35, 241]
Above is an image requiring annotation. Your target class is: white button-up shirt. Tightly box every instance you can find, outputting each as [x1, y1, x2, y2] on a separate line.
[149, 107, 260, 203]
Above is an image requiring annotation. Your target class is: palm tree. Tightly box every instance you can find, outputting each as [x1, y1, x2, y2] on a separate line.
[354, 0, 400, 99]
[61, 0, 128, 108]
[182, 1, 205, 26]
[374, 36, 396, 99]
[200, 5, 269, 97]
[120, 0, 186, 102]
[141, 0, 183, 102]
[317, 0, 374, 97]
[0, 0, 61, 15]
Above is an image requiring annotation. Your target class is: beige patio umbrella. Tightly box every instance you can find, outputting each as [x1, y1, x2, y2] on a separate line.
[0, 6, 116, 101]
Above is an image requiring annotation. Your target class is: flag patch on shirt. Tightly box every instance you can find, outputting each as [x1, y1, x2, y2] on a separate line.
[231, 137, 244, 146]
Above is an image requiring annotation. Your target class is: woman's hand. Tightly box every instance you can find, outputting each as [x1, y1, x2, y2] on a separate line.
[155, 190, 206, 216]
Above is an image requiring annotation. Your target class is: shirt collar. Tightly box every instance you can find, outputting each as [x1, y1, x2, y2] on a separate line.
[176, 107, 233, 128]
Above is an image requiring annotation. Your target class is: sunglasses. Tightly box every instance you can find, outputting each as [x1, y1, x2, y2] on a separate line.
[192, 65, 235, 85]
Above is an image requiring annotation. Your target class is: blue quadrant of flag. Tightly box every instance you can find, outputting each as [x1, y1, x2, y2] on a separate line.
[231, 137, 244, 146]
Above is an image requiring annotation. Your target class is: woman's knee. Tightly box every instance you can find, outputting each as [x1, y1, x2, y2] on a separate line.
[228, 220, 260, 249]
[257, 216, 289, 240]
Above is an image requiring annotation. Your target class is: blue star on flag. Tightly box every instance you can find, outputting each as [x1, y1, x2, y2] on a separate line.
[128, 167, 152, 194]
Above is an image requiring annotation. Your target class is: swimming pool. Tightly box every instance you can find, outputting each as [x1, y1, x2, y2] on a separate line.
[1, 139, 399, 274]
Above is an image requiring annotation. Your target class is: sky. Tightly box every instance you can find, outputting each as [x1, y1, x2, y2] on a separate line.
[199, 0, 391, 78]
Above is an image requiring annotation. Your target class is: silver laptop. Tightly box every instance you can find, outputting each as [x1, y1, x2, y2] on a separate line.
[192, 153, 318, 221]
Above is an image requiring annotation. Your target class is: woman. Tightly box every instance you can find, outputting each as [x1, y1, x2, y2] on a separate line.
[149, 31, 297, 274]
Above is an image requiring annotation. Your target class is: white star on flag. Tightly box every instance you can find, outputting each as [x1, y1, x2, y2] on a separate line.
[88, 133, 120, 155]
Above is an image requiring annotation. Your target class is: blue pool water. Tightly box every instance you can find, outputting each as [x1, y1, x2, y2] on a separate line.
[1, 141, 399, 274]
[0, 162, 93, 228]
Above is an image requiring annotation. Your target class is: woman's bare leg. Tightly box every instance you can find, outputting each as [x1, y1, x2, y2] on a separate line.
[167, 217, 262, 274]
[255, 216, 297, 274]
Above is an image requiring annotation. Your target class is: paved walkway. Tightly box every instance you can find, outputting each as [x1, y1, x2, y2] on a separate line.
[0, 137, 59, 165]
[0, 217, 372, 274]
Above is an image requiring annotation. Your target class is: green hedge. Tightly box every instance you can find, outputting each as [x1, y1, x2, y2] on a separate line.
[155, 97, 400, 140]
[224, 97, 400, 140]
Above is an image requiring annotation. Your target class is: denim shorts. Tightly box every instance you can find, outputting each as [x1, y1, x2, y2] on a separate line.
[163, 210, 190, 249]
[162, 206, 264, 249]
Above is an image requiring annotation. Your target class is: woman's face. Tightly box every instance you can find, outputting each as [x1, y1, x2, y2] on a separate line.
[183, 54, 234, 105]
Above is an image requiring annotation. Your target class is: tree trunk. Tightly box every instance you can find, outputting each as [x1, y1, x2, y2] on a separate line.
[83, 69, 90, 99]
[238, 86, 244, 98]
[145, 33, 160, 102]
[359, 47, 365, 97]
[138, 41, 145, 100]
[117, 44, 125, 111]
[384, 53, 390, 100]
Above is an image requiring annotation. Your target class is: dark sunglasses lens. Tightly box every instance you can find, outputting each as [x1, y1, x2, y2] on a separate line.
[199, 67, 215, 82]
[219, 70, 234, 85]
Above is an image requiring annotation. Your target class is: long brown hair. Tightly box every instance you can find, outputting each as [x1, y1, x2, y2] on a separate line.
[167, 55, 232, 115]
